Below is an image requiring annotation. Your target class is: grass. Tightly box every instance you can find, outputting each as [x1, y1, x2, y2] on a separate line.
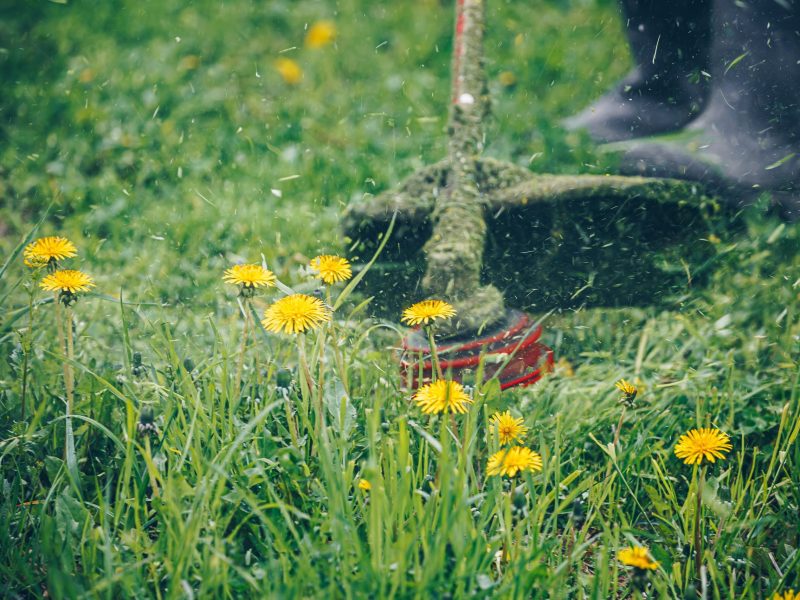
[1, 0, 799, 597]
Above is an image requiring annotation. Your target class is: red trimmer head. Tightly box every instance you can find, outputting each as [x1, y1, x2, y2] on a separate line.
[400, 309, 553, 391]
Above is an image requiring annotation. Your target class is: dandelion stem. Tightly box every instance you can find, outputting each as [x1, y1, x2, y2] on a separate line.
[316, 332, 326, 446]
[426, 326, 443, 381]
[695, 466, 704, 580]
[20, 287, 35, 421]
[297, 335, 314, 397]
[296, 335, 315, 452]
[54, 293, 67, 390]
[284, 392, 300, 448]
[234, 298, 251, 399]
[613, 406, 627, 448]
[325, 287, 348, 397]
[57, 299, 80, 488]
[66, 305, 75, 408]
[143, 435, 160, 498]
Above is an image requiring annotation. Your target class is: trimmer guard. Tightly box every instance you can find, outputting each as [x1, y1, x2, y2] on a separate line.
[344, 159, 725, 318]
[400, 309, 554, 390]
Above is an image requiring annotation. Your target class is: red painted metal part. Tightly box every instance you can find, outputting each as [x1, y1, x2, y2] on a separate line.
[451, 0, 466, 104]
[400, 310, 554, 390]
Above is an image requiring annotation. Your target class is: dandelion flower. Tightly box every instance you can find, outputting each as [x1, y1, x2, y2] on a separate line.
[556, 357, 575, 377]
[615, 378, 638, 406]
[414, 379, 472, 415]
[23, 236, 77, 267]
[617, 546, 659, 570]
[401, 299, 456, 327]
[305, 21, 336, 48]
[223, 264, 276, 290]
[498, 71, 517, 87]
[274, 57, 302, 85]
[486, 446, 542, 477]
[40, 269, 94, 294]
[358, 479, 371, 492]
[615, 378, 637, 396]
[262, 293, 330, 334]
[309, 255, 352, 285]
[674, 427, 732, 465]
[491, 411, 528, 445]
[772, 590, 798, 600]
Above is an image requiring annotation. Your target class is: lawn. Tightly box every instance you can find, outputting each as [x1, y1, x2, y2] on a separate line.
[1, 0, 799, 598]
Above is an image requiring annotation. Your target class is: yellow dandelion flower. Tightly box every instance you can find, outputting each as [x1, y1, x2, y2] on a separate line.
[486, 446, 542, 477]
[414, 379, 472, 415]
[615, 378, 638, 407]
[498, 71, 517, 87]
[223, 264, 276, 289]
[617, 546, 659, 570]
[401, 299, 456, 327]
[555, 357, 575, 377]
[305, 21, 336, 49]
[358, 479, 371, 492]
[274, 57, 302, 85]
[772, 590, 798, 600]
[262, 293, 330, 334]
[674, 428, 732, 465]
[23, 236, 77, 267]
[491, 411, 528, 445]
[178, 54, 200, 71]
[309, 255, 352, 285]
[615, 378, 637, 396]
[40, 269, 94, 294]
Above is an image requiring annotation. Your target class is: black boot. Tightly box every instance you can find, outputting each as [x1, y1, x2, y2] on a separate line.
[618, 0, 800, 218]
[564, 0, 712, 142]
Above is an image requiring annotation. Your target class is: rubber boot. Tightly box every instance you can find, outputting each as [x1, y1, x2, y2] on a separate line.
[564, 0, 712, 142]
[618, 0, 800, 219]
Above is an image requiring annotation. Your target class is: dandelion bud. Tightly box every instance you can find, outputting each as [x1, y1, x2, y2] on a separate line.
[132, 352, 145, 378]
[571, 497, 586, 528]
[276, 368, 294, 391]
[137, 407, 158, 438]
[615, 379, 638, 408]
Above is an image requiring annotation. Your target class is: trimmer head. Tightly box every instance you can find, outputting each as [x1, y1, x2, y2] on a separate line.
[400, 309, 554, 391]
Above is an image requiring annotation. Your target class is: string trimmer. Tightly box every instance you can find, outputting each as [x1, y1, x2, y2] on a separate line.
[344, 0, 721, 389]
